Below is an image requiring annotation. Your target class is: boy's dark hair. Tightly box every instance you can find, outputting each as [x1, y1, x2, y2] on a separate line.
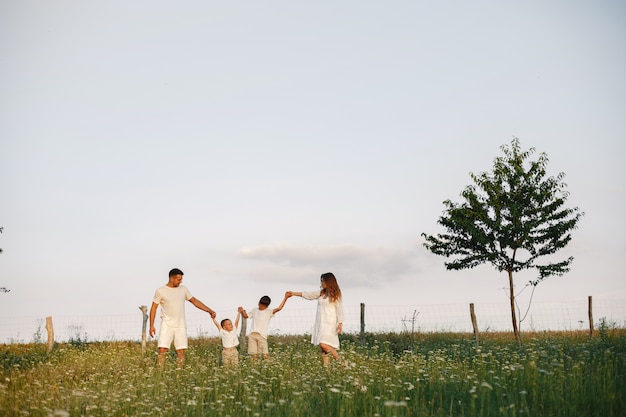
[259, 295, 271, 306]
[220, 318, 231, 327]
[169, 268, 184, 277]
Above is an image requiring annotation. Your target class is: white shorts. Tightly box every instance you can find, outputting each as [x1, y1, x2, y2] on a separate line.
[158, 323, 188, 350]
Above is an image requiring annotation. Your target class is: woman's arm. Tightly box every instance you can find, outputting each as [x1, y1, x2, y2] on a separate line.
[336, 298, 344, 334]
[288, 291, 322, 300]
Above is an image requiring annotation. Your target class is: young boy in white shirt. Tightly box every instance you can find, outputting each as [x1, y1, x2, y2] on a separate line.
[241, 293, 289, 360]
[212, 307, 243, 366]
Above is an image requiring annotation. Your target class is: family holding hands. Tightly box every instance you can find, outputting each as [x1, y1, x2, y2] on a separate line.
[149, 268, 344, 368]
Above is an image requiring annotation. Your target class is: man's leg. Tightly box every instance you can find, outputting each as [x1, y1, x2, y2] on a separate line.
[172, 327, 188, 368]
[156, 324, 174, 367]
[176, 349, 186, 368]
[157, 347, 168, 367]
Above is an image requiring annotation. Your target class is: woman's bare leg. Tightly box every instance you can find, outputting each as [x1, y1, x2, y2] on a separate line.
[319, 343, 339, 366]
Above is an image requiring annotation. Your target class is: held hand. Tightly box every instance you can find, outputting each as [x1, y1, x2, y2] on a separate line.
[209, 310, 217, 319]
[286, 291, 293, 298]
[238, 306, 244, 313]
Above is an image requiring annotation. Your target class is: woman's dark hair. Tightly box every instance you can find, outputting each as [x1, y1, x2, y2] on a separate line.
[321, 272, 341, 302]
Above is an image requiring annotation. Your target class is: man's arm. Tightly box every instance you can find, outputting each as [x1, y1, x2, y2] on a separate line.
[189, 297, 216, 318]
[149, 302, 158, 338]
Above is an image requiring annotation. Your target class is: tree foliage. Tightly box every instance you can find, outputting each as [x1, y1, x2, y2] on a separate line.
[421, 138, 583, 341]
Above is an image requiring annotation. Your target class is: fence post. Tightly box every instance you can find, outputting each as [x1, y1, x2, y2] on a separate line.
[45, 316, 54, 354]
[139, 305, 148, 356]
[469, 303, 479, 346]
[588, 295, 593, 337]
[240, 311, 247, 353]
[360, 303, 365, 346]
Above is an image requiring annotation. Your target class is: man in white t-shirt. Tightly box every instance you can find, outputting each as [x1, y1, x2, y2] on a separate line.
[149, 268, 216, 367]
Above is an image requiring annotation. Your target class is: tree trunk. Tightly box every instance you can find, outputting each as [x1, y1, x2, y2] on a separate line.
[508, 270, 521, 344]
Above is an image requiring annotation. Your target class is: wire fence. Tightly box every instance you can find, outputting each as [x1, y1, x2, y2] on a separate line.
[2, 299, 625, 344]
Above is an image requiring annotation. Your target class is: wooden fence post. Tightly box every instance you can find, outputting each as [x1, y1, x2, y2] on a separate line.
[139, 305, 148, 356]
[588, 295, 593, 337]
[239, 311, 247, 353]
[45, 316, 54, 354]
[360, 303, 365, 346]
[469, 303, 479, 346]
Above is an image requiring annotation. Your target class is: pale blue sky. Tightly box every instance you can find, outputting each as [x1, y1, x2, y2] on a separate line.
[1, 1, 625, 332]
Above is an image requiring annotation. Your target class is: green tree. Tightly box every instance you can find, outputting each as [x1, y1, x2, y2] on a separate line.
[421, 139, 583, 342]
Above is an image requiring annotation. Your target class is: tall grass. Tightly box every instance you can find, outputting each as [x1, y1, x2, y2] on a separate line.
[1, 330, 624, 416]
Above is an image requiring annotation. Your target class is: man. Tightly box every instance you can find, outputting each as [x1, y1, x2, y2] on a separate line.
[149, 268, 216, 367]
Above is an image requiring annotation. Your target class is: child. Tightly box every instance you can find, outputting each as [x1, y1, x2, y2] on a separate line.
[212, 307, 243, 366]
[240, 293, 289, 360]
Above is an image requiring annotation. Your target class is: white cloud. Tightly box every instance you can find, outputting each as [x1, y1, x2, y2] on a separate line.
[238, 242, 428, 288]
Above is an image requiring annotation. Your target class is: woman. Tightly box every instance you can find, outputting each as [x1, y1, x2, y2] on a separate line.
[288, 272, 344, 366]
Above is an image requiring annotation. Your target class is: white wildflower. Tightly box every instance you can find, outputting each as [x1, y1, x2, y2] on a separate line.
[480, 382, 493, 390]
[383, 400, 408, 407]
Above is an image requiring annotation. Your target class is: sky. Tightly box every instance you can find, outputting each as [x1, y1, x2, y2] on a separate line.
[1, 1, 625, 337]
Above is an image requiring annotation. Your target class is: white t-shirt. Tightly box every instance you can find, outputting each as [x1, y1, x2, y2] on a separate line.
[247, 307, 274, 338]
[220, 326, 240, 348]
[153, 285, 193, 329]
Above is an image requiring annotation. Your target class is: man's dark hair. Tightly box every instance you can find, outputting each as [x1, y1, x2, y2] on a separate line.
[259, 295, 271, 306]
[169, 268, 184, 277]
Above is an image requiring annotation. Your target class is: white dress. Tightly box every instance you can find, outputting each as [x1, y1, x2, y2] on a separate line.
[302, 291, 344, 349]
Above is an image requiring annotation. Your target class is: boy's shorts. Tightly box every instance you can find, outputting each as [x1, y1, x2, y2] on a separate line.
[247, 332, 268, 355]
[222, 347, 239, 366]
[158, 323, 188, 350]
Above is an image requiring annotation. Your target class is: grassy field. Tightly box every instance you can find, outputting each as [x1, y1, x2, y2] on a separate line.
[1, 328, 625, 417]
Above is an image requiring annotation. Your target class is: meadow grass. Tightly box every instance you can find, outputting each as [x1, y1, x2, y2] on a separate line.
[1, 329, 624, 417]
